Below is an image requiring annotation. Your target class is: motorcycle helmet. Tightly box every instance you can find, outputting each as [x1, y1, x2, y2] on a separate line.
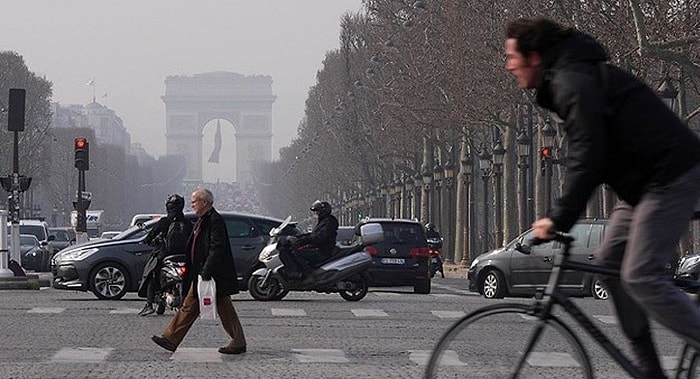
[310, 200, 332, 217]
[165, 194, 185, 215]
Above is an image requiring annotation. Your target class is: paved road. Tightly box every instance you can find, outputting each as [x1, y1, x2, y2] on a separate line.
[0, 277, 689, 378]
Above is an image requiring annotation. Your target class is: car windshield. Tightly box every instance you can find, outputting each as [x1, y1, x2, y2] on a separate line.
[20, 235, 38, 246]
[19, 225, 47, 241]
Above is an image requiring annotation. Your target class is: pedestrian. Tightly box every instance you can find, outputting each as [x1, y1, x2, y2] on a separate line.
[151, 187, 246, 354]
[505, 17, 700, 378]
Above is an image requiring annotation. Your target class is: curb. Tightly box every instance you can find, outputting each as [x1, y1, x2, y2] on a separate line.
[0, 274, 49, 290]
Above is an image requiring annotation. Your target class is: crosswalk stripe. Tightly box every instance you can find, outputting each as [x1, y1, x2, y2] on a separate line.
[351, 309, 388, 317]
[431, 294, 459, 298]
[593, 315, 617, 324]
[109, 308, 140, 314]
[51, 347, 113, 363]
[171, 348, 222, 362]
[28, 307, 65, 314]
[271, 308, 307, 316]
[526, 352, 580, 367]
[372, 292, 401, 297]
[408, 350, 466, 366]
[431, 310, 466, 319]
[292, 349, 349, 363]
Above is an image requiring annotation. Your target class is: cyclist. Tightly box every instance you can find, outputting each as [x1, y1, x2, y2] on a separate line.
[505, 17, 700, 377]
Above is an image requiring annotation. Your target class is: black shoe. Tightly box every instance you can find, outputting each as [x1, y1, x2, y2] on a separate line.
[151, 335, 177, 352]
[139, 303, 155, 316]
[218, 345, 246, 355]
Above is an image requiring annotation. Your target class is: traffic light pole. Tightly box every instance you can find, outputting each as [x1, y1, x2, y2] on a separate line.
[74, 138, 90, 244]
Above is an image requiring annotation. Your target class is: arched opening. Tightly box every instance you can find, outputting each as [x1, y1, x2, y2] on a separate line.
[201, 118, 236, 183]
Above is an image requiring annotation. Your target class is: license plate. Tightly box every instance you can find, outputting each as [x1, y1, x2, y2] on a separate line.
[381, 258, 405, 265]
[431, 257, 439, 263]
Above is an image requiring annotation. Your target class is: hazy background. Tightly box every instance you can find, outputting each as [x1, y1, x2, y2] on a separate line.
[1, 0, 363, 182]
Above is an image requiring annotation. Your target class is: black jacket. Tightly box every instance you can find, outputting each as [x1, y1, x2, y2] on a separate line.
[183, 208, 239, 297]
[296, 213, 339, 258]
[535, 31, 700, 231]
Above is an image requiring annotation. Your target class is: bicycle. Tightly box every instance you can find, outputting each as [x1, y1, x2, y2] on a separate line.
[424, 232, 700, 378]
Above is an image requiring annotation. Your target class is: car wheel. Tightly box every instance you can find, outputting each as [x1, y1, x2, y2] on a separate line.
[592, 277, 608, 300]
[414, 278, 431, 294]
[481, 270, 506, 299]
[248, 274, 280, 301]
[89, 262, 129, 300]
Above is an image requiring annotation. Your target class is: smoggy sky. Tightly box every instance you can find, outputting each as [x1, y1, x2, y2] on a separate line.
[2, 0, 363, 181]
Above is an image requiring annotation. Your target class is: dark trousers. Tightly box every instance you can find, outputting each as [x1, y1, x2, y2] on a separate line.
[596, 162, 700, 351]
[161, 285, 246, 349]
[145, 270, 160, 303]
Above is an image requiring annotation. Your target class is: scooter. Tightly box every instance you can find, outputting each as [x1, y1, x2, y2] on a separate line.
[154, 254, 186, 314]
[427, 237, 445, 278]
[248, 217, 383, 302]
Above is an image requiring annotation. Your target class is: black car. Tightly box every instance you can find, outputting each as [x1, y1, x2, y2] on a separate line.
[356, 218, 431, 294]
[52, 212, 300, 300]
[468, 219, 609, 299]
[49, 227, 76, 253]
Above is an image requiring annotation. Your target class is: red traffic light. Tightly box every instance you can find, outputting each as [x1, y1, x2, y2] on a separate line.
[540, 146, 553, 158]
[75, 138, 87, 149]
[74, 138, 89, 170]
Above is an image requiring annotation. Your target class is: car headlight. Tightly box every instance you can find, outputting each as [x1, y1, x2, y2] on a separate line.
[469, 258, 480, 269]
[57, 247, 99, 262]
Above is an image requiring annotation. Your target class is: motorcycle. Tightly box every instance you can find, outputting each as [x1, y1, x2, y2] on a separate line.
[427, 237, 445, 279]
[248, 216, 384, 302]
[154, 254, 186, 314]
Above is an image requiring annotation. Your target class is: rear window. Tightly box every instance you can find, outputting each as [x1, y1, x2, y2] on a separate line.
[19, 225, 47, 241]
[379, 223, 426, 245]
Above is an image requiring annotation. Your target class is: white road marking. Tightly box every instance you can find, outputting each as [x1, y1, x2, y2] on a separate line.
[51, 347, 113, 363]
[593, 315, 617, 324]
[27, 307, 64, 313]
[292, 349, 349, 363]
[372, 292, 401, 297]
[526, 352, 580, 367]
[431, 310, 466, 319]
[271, 308, 307, 317]
[351, 309, 388, 317]
[518, 313, 538, 321]
[109, 308, 140, 314]
[431, 294, 459, 298]
[171, 348, 222, 362]
[408, 350, 466, 366]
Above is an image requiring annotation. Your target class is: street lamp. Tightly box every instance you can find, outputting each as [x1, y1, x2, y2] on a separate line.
[517, 129, 532, 230]
[433, 162, 443, 226]
[479, 148, 491, 252]
[657, 76, 678, 112]
[442, 160, 455, 264]
[460, 146, 474, 266]
[492, 141, 506, 247]
[541, 120, 557, 211]
[422, 165, 433, 221]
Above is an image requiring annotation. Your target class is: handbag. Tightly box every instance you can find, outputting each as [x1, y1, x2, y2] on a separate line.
[197, 275, 218, 320]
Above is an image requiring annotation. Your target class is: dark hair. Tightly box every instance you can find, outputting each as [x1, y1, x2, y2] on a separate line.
[506, 17, 573, 56]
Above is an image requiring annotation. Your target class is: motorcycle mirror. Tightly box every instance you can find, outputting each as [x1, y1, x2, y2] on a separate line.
[271, 215, 293, 236]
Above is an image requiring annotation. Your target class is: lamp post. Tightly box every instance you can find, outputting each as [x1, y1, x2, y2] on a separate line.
[443, 160, 455, 264]
[422, 166, 433, 222]
[479, 149, 491, 252]
[492, 141, 506, 247]
[413, 174, 422, 220]
[517, 129, 531, 231]
[433, 162, 443, 228]
[657, 76, 678, 112]
[459, 145, 473, 266]
[541, 120, 557, 212]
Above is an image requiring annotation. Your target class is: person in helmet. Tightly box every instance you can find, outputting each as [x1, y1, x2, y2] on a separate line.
[281, 200, 339, 280]
[425, 223, 441, 240]
[138, 194, 193, 316]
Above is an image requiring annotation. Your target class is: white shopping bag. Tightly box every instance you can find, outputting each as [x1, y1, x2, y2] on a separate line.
[197, 275, 218, 320]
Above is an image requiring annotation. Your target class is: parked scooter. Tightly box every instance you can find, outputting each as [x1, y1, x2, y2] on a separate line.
[248, 217, 383, 302]
[153, 254, 186, 314]
[427, 237, 445, 278]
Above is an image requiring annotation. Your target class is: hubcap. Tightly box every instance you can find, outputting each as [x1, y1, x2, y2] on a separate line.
[594, 280, 608, 299]
[483, 274, 497, 298]
[94, 267, 125, 298]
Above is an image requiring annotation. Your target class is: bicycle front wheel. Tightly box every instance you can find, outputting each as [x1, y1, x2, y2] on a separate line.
[424, 303, 593, 379]
[675, 342, 699, 379]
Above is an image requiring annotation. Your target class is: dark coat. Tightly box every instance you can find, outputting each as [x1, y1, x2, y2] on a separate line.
[535, 31, 700, 231]
[296, 213, 339, 258]
[183, 208, 239, 298]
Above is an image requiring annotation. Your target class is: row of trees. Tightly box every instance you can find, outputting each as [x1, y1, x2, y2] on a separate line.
[257, 0, 700, 263]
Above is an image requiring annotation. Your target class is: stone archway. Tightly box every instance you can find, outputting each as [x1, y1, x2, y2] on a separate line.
[162, 71, 275, 183]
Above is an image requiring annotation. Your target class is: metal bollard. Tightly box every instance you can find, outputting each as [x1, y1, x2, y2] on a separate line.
[0, 210, 13, 277]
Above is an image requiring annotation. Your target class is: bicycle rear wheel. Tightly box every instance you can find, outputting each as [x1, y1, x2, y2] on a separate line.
[675, 343, 699, 378]
[424, 303, 593, 378]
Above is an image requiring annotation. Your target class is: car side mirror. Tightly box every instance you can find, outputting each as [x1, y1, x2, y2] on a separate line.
[515, 242, 532, 255]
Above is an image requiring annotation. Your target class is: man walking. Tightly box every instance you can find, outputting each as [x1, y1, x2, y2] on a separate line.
[151, 187, 247, 355]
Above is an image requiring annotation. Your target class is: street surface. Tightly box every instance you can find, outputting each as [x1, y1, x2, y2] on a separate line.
[0, 276, 689, 378]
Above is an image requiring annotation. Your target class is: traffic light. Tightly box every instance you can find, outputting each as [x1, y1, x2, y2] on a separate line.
[74, 138, 89, 170]
[540, 146, 553, 159]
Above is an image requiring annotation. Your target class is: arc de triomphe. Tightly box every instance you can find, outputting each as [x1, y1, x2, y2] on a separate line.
[162, 71, 275, 183]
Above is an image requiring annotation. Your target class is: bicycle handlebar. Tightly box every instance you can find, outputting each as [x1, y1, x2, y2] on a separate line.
[529, 231, 574, 246]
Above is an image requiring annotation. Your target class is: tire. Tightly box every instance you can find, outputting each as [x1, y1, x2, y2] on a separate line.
[675, 343, 699, 379]
[156, 301, 166, 315]
[339, 275, 369, 302]
[248, 274, 280, 301]
[414, 278, 431, 294]
[425, 303, 593, 378]
[272, 287, 290, 301]
[591, 277, 608, 300]
[481, 269, 506, 299]
[89, 262, 129, 300]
